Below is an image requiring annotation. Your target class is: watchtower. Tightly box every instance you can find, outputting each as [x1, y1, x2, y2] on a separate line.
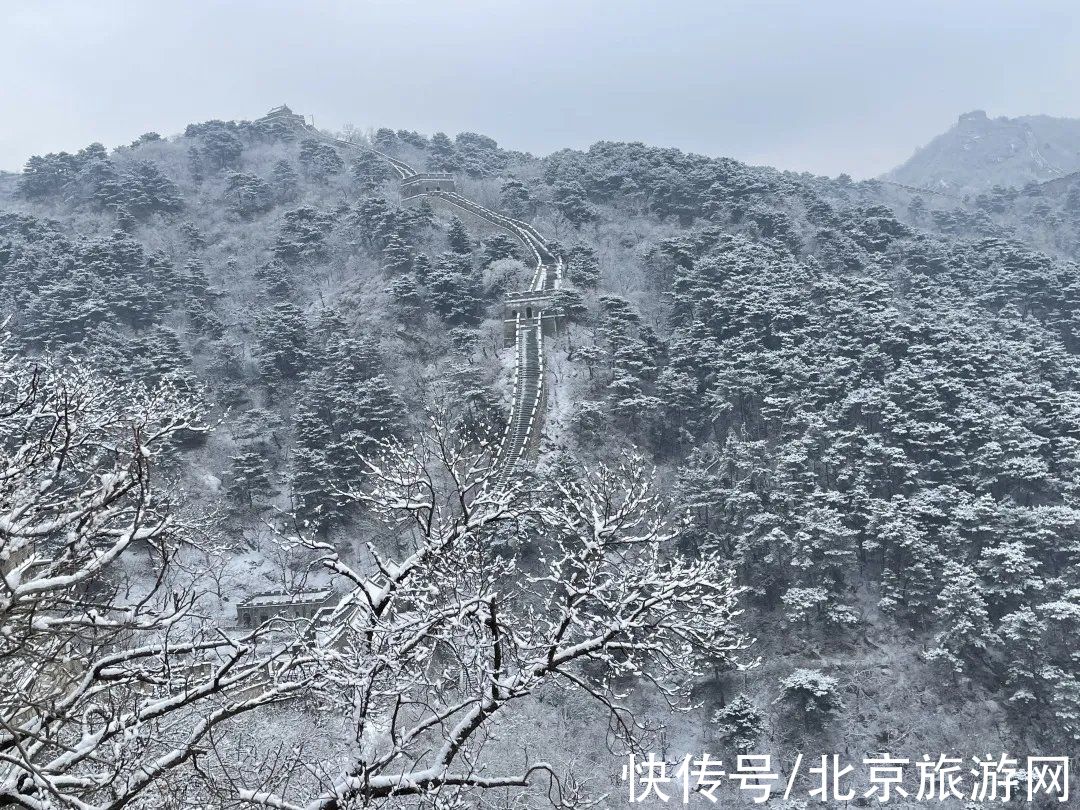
[260, 104, 307, 128]
[503, 290, 561, 346]
[401, 173, 457, 199]
[236, 589, 335, 627]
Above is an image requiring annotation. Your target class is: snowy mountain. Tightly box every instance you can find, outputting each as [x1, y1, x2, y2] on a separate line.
[885, 109, 1080, 193]
[4, 107, 1080, 807]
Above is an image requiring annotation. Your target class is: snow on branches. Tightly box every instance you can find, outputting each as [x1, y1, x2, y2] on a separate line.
[0, 339, 307, 809]
[0, 353, 751, 810]
[244, 417, 753, 809]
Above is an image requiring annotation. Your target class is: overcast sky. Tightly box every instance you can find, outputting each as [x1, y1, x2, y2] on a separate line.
[2, 0, 1079, 177]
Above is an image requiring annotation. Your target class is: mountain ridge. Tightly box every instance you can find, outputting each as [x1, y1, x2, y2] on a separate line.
[885, 109, 1080, 193]
[3, 106, 1080, 805]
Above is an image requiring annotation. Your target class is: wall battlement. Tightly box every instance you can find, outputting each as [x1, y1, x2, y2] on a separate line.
[401, 173, 457, 197]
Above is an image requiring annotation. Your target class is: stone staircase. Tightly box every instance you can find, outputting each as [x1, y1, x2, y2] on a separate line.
[492, 317, 543, 490]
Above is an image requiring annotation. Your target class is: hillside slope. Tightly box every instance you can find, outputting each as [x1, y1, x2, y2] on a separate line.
[3, 108, 1079, 804]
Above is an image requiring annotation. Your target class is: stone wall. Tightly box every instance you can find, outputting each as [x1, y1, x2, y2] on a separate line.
[401, 173, 457, 198]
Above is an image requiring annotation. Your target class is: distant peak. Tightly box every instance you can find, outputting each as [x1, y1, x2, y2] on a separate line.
[958, 109, 989, 125]
[886, 109, 1080, 192]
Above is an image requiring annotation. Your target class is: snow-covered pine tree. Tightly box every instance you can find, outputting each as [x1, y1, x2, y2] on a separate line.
[447, 215, 473, 254]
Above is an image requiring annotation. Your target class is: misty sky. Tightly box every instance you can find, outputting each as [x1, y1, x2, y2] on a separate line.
[2, 0, 1079, 177]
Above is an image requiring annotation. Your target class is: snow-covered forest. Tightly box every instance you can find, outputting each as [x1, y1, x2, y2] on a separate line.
[2, 104, 1080, 807]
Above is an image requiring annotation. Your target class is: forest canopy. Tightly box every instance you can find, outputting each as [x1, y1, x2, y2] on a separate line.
[2, 106, 1080, 805]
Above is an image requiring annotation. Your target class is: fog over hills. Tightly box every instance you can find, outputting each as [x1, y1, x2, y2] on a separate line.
[886, 109, 1080, 192]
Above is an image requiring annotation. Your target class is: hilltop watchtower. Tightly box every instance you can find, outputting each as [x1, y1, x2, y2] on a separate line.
[261, 104, 307, 128]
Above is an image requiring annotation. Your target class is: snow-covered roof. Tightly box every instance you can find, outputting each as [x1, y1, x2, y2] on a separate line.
[238, 589, 333, 608]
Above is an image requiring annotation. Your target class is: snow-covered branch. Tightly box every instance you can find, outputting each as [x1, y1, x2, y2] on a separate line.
[255, 424, 752, 809]
[0, 342, 305, 809]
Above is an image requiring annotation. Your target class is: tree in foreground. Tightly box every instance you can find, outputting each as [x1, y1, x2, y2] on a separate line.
[0, 338, 305, 808]
[0, 342, 751, 807]
[237, 416, 753, 809]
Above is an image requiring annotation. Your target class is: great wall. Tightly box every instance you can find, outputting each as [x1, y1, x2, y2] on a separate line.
[262, 104, 562, 490]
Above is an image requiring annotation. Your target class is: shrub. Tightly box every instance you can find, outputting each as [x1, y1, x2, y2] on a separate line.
[779, 668, 844, 728]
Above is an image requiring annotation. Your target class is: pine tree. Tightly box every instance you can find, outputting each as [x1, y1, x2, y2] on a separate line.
[122, 160, 182, 218]
[480, 234, 519, 266]
[397, 129, 428, 148]
[908, 195, 927, 222]
[407, 199, 436, 232]
[553, 181, 597, 227]
[447, 363, 503, 435]
[17, 153, 77, 199]
[701, 181, 730, 222]
[926, 561, 993, 675]
[381, 234, 413, 275]
[288, 331, 405, 532]
[351, 151, 392, 190]
[413, 252, 432, 283]
[298, 138, 344, 181]
[335, 373, 405, 459]
[570, 401, 607, 446]
[194, 126, 243, 171]
[550, 288, 587, 323]
[429, 252, 482, 324]
[998, 607, 1048, 713]
[182, 258, 211, 301]
[76, 156, 121, 209]
[254, 302, 308, 381]
[372, 128, 399, 151]
[389, 273, 423, 316]
[178, 220, 206, 251]
[146, 250, 185, 302]
[713, 695, 764, 754]
[274, 207, 336, 265]
[270, 159, 299, 202]
[115, 206, 137, 233]
[499, 178, 532, 218]
[779, 669, 844, 729]
[122, 325, 197, 389]
[446, 216, 472, 254]
[352, 197, 397, 250]
[647, 171, 696, 224]
[227, 448, 273, 508]
[566, 243, 600, 288]
[290, 424, 342, 532]
[977, 540, 1043, 616]
[180, 258, 217, 335]
[872, 497, 943, 623]
[428, 132, 460, 172]
[312, 307, 349, 356]
[456, 132, 504, 178]
[788, 497, 858, 599]
[224, 172, 274, 218]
